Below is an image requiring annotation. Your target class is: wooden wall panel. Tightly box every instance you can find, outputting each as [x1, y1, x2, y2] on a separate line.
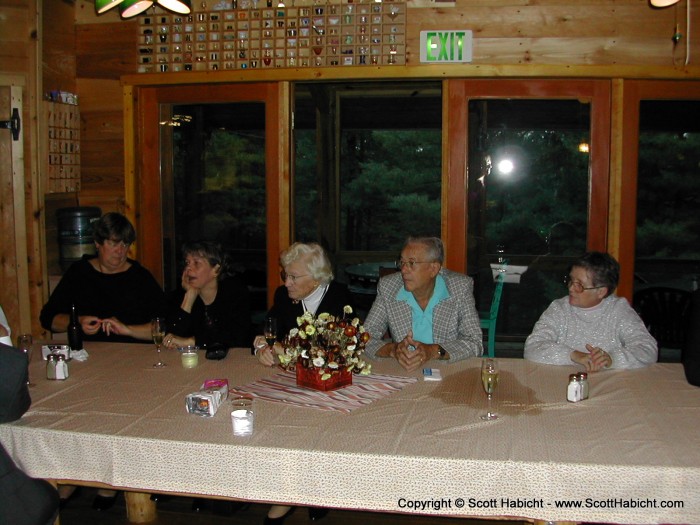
[75, 78, 125, 217]
[76, 23, 140, 79]
[43, 0, 77, 93]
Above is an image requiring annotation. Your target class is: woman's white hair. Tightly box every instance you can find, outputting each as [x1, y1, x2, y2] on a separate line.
[280, 242, 334, 285]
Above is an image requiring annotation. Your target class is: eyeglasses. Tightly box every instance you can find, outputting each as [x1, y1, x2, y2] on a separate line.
[564, 276, 605, 293]
[281, 271, 309, 283]
[104, 239, 131, 249]
[395, 259, 433, 270]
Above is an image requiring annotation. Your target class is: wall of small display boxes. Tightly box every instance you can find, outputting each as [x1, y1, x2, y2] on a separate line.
[137, 1, 406, 72]
[44, 101, 81, 193]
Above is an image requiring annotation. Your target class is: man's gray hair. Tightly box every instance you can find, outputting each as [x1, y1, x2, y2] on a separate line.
[405, 236, 444, 264]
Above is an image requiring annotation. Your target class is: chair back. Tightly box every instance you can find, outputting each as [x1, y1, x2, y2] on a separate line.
[633, 287, 692, 349]
[480, 260, 508, 357]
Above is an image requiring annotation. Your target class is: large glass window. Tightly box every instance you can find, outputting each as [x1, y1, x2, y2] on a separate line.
[294, 82, 442, 316]
[467, 99, 591, 339]
[162, 102, 267, 313]
[635, 100, 700, 291]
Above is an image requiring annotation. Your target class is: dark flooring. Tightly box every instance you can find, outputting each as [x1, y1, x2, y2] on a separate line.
[58, 487, 528, 525]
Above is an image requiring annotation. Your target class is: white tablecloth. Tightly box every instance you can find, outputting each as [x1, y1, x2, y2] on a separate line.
[1, 342, 699, 524]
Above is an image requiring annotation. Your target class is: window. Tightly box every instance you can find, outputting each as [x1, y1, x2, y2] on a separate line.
[635, 100, 700, 291]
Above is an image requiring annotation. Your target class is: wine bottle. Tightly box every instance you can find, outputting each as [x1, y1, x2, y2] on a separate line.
[67, 303, 83, 352]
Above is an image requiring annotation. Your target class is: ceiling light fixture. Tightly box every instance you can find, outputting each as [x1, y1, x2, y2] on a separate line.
[99, 0, 192, 18]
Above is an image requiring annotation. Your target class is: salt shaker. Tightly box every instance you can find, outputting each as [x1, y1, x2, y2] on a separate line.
[55, 354, 69, 380]
[567, 373, 582, 402]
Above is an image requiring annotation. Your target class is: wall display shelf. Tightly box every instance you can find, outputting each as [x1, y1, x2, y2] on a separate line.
[43, 101, 81, 193]
[136, 1, 406, 72]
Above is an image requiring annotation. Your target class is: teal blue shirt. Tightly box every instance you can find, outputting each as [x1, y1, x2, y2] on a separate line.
[396, 274, 450, 344]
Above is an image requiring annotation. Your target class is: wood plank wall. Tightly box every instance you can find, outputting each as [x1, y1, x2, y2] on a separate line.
[0, 0, 699, 337]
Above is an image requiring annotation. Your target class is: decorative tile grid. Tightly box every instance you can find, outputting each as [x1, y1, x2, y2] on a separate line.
[137, 1, 406, 72]
[45, 101, 81, 193]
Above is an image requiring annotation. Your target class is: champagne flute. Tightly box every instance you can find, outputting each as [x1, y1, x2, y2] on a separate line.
[263, 316, 277, 348]
[151, 318, 167, 368]
[480, 358, 499, 420]
[17, 334, 35, 387]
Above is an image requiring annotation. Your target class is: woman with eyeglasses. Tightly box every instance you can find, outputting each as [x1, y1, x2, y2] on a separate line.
[253, 242, 353, 369]
[524, 251, 657, 371]
[363, 236, 483, 371]
[39, 211, 167, 511]
[253, 242, 349, 524]
[40, 212, 167, 344]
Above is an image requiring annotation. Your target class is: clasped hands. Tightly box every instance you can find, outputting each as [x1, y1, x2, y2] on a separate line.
[571, 344, 612, 372]
[389, 331, 435, 372]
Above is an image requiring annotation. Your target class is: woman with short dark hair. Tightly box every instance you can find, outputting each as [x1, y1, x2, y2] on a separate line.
[39, 212, 166, 343]
[162, 241, 251, 351]
[524, 251, 657, 371]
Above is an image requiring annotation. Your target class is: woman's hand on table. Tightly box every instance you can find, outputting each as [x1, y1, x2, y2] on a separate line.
[101, 317, 134, 337]
[253, 335, 277, 367]
[571, 345, 612, 372]
[163, 333, 193, 350]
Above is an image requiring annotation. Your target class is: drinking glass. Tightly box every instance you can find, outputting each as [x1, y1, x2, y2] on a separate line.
[263, 316, 277, 348]
[480, 358, 499, 420]
[17, 334, 35, 387]
[151, 318, 167, 368]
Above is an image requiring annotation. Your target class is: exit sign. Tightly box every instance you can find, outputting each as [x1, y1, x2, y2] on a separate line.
[419, 30, 473, 63]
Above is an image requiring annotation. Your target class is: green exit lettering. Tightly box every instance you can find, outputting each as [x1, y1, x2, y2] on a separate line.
[425, 31, 466, 62]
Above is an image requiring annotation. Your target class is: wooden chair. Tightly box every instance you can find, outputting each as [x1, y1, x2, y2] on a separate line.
[480, 262, 507, 358]
[633, 286, 692, 351]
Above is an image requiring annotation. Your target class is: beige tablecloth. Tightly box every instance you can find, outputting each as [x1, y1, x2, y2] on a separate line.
[1, 342, 699, 524]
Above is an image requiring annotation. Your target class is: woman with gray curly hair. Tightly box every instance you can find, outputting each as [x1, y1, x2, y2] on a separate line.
[254, 242, 354, 368]
[253, 242, 352, 523]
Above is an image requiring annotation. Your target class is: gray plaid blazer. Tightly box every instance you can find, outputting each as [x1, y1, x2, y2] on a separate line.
[364, 269, 483, 362]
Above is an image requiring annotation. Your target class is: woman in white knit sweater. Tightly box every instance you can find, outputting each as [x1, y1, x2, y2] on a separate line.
[524, 252, 657, 371]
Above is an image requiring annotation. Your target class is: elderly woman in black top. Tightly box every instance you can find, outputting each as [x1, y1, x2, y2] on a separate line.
[254, 241, 353, 367]
[163, 241, 251, 352]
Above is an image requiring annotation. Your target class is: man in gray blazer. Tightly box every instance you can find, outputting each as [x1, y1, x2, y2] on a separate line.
[364, 237, 483, 371]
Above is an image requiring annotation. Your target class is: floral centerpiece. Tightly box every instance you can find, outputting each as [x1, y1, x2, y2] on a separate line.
[278, 305, 372, 391]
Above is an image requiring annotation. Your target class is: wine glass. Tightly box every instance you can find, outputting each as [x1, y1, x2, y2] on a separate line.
[17, 334, 35, 387]
[263, 317, 277, 348]
[151, 318, 166, 368]
[480, 358, 499, 420]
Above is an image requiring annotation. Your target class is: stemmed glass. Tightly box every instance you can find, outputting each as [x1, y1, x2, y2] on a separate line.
[151, 318, 167, 368]
[17, 334, 35, 387]
[480, 358, 499, 420]
[263, 317, 277, 348]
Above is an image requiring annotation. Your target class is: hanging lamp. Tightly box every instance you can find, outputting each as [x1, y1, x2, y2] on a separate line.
[118, 0, 154, 18]
[101, 0, 192, 18]
[95, 0, 126, 14]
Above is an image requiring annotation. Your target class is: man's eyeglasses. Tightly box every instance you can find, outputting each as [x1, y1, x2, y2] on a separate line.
[564, 276, 605, 293]
[281, 271, 309, 283]
[395, 259, 433, 270]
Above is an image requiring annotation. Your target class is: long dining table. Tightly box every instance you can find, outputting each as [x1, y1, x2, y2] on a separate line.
[1, 341, 699, 524]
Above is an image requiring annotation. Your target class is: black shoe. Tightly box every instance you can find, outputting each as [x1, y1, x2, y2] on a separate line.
[59, 486, 82, 510]
[308, 507, 329, 521]
[92, 493, 118, 511]
[263, 507, 294, 525]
